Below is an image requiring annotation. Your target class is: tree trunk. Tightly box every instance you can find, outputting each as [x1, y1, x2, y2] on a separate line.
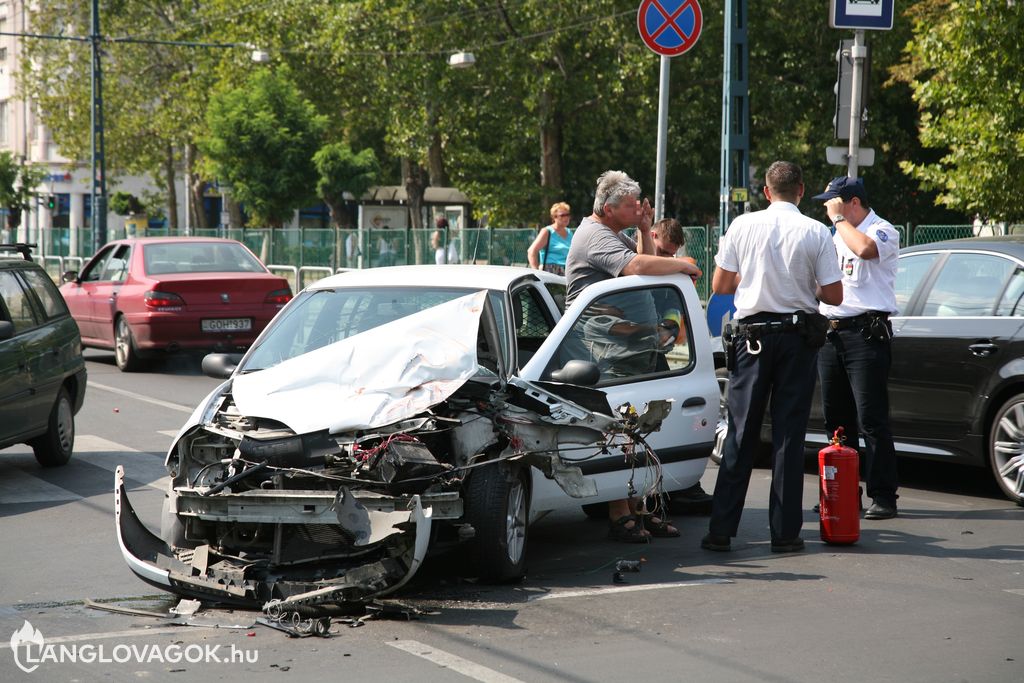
[186, 144, 208, 231]
[539, 89, 564, 213]
[226, 194, 244, 229]
[164, 145, 178, 232]
[402, 157, 427, 231]
[426, 101, 448, 188]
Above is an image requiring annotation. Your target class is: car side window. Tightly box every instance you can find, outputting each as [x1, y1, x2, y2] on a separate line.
[922, 253, 1014, 317]
[996, 267, 1024, 317]
[512, 286, 556, 369]
[100, 245, 131, 282]
[894, 253, 939, 313]
[548, 284, 693, 386]
[20, 269, 69, 319]
[0, 271, 40, 332]
[80, 246, 116, 282]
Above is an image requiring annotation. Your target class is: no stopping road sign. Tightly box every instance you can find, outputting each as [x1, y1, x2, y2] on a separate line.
[637, 0, 703, 57]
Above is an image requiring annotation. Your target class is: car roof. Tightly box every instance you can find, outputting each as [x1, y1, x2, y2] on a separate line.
[902, 235, 1024, 258]
[103, 237, 247, 246]
[307, 264, 559, 292]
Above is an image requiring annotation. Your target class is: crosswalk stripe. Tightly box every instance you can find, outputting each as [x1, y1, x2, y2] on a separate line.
[75, 435, 170, 491]
[0, 466, 80, 504]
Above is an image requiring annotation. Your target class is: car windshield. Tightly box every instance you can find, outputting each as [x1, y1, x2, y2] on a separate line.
[242, 286, 508, 372]
[143, 242, 266, 275]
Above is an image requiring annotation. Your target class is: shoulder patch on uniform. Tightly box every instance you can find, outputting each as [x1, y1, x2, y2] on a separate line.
[878, 231, 889, 242]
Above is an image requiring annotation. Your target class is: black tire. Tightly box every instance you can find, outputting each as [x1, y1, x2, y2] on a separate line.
[464, 462, 529, 582]
[114, 315, 146, 372]
[711, 367, 729, 465]
[987, 394, 1024, 506]
[580, 501, 608, 520]
[29, 387, 75, 467]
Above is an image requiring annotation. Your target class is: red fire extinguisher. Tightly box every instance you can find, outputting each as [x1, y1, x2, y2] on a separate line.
[819, 427, 860, 545]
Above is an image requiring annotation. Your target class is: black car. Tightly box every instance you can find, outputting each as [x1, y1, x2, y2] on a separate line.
[713, 236, 1024, 506]
[0, 244, 87, 466]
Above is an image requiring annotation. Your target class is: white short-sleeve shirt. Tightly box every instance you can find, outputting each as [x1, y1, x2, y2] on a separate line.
[819, 209, 900, 317]
[715, 202, 842, 320]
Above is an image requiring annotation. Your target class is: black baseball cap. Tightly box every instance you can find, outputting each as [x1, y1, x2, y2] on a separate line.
[811, 176, 868, 202]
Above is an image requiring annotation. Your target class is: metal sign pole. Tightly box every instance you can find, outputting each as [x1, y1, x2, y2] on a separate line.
[846, 29, 866, 179]
[654, 55, 670, 222]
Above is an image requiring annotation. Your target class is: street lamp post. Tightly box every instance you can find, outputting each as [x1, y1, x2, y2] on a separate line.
[90, 0, 108, 253]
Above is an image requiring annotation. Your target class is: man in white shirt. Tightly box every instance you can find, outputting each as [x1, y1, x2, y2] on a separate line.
[813, 176, 901, 520]
[702, 161, 844, 553]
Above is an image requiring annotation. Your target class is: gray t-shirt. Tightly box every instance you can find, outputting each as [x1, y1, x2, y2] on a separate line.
[564, 217, 637, 305]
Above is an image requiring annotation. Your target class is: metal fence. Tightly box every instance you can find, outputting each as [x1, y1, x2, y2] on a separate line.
[29, 222, 1024, 300]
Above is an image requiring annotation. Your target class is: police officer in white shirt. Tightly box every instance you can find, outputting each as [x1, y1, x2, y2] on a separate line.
[702, 161, 844, 554]
[813, 176, 901, 520]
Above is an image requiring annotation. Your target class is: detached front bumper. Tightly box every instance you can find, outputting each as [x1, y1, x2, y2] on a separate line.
[114, 466, 438, 609]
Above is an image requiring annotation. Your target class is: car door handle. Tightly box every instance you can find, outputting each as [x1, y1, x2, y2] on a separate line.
[969, 342, 998, 357]
[681, 396, 706, 408]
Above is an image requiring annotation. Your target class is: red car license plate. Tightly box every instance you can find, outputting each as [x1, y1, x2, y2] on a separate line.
[201, 318, 252, 333]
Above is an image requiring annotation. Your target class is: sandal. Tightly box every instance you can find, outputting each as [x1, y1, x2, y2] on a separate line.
[643, 515, 680, 538]
[608, 514, 650, 543]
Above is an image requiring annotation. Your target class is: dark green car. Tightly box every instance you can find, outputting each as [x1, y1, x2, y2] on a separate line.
[0, 244, 87, 466]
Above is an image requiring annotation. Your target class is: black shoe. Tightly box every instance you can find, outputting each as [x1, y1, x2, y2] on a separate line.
[667, 484, 714, 515]
[700, 533, 731, 552]
[864, 501, 897, 520]
[770, 537, 805, 553]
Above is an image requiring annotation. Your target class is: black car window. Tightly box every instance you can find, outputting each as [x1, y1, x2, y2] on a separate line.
[0, 270, 40, 332]
[894, 253, 939, 313]
[922, 253, 1014, 317]
[996, 267, 1024, 317]
[144, 242, 265, 274]
[547, 284, 693, 385]
[100, 245, 131, 282]
[20, 268, 69, 319]
[512, 286, 556, 369]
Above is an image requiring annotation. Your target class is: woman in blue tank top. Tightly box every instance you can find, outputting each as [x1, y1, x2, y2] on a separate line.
[527, 202, 574, 275]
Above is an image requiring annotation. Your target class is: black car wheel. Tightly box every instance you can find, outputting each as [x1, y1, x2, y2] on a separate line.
[114, 316, 145, 372]
[988, 394, 1024, 506]
[28, 387, 74, 467]
[464, 461, 529, 582]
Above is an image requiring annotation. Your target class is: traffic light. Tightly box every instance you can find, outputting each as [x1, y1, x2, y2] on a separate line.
[45, 195, 56, 211]
[833, 39, 870, 140]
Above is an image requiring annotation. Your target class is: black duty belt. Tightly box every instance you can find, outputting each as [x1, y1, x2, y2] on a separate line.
[828, 311, 888, 331]
[735, 312, 801, 337]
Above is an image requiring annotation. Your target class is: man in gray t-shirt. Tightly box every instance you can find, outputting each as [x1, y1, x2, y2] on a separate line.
[563, 170, 701, 543]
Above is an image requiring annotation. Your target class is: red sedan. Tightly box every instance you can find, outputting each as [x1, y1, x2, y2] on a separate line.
[60, 237, 292, 371]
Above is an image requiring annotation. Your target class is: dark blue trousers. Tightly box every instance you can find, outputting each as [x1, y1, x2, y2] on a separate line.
[818, 328, 899, 505]
[710, 327, 819, 541]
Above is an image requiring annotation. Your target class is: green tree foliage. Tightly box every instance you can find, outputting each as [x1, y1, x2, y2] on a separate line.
[892, 0, 1024, 222]
[108, 192, 143, 216]
[0, 152, 46, 231]
[313, 144, 380, 228]
[201, 69, 327, 227]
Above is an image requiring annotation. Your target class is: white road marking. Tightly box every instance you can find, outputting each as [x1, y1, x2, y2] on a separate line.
[1003, 589, 1024, 597]
[387, 640, 526, 683]
[528, 578, 731, 602]
[157, 430, 181, 438]
[89, 381, 194, 414]
[0, 467, 79, 504]
[0, 626, 208, 650]
[76, 435, 170, 491]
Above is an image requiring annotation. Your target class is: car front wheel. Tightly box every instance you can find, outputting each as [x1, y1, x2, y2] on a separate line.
[988, 394, 1024, 506]
[114, 316, 145, 372]
[464, 462, 529, 582]
[29, 387, 74, 467]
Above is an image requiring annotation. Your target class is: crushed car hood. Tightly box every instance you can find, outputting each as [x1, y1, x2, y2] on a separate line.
[233, 291, 487, 434]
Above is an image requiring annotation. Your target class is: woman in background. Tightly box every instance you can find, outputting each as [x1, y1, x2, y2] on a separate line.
[527, 202, 573, 276]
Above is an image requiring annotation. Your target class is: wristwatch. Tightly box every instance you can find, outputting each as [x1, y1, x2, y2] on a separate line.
[831, 214, 846, 225]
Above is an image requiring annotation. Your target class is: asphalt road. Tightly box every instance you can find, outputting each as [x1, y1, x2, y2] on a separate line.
[0, 350, 1021, 682]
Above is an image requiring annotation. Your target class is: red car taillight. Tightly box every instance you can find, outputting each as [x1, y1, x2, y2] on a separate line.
[265, 288, 293, 305]
[144, 290, 186, 308]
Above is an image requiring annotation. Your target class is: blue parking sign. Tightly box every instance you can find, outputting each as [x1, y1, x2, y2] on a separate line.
[830, 0, 895, 31]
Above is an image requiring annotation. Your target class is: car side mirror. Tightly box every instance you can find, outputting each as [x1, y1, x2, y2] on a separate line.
[202, 352, 243, 379]
[0, 320, 14, 341]
[62, 270, 79, 283]
[549, 359, 600, 386]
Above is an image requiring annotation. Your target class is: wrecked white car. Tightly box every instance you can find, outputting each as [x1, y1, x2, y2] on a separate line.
[116, 266, 718, 610]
